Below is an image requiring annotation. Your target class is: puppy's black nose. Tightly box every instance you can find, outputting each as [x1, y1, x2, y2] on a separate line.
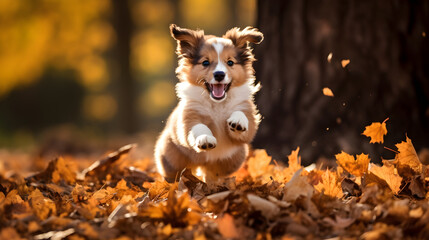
[214, 71, 225, 81]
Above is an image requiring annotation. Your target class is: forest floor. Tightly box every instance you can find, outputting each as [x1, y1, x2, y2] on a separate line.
[1, 121, 429, 240]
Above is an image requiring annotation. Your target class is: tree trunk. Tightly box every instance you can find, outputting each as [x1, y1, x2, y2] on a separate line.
[112, 0, 138, 134]
[254, 0, 429, 165]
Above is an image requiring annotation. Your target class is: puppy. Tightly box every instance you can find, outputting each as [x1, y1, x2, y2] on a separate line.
[155, 24, 263, 182]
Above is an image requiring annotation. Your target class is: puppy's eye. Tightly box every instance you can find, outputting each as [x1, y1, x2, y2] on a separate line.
[227, 60, 234, 66]
[202, 60, 210, 67]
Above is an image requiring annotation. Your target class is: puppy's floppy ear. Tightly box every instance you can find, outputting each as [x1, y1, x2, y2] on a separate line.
[224, 27, 264, 48]
[170, 24, 204, 58]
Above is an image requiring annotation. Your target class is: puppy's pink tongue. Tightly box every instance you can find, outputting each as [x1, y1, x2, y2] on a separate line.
[212, 84, 225, 98]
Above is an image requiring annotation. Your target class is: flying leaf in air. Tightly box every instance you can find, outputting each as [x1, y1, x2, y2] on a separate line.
[335, 151, 370, 177]
[327, 52, 333, 63]
[362, 119, 388, 144]
[323, 87, 334, 97]
[341, 59, 350, 68]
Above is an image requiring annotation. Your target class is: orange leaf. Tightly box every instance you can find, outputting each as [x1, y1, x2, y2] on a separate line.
[216, 214, 240, 239]
[335, 151, 370, 177]
[395, 136, 422, 174]
[314, 170, 343, 198]
[28, 189, 57, 220]
[341, 59, 350, 68]
[247, 149, 273, 182]
[277, 147, 303, 182]
[362, 120, 388, 144]
[322, 87, 334, 97]
[369, 164, 402, 194]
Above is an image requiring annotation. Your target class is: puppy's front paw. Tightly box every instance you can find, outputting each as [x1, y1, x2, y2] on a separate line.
[227, 111, 248, 132]
[195, 134, 217, 151]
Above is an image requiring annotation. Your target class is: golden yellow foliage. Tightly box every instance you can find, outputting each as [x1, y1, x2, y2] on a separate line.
[314, 170, 343, 198]
[362, 119, 388, 144]
[335, 151, 370, 177]
[247, 149, 273, 182]
[395, 136, 422, 174]
[369, 164, 402, 194]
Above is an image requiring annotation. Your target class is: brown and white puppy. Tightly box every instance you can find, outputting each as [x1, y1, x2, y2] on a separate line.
[154, 24, 263, 182]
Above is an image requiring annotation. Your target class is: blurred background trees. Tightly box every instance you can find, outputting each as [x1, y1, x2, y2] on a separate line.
[253, 0, 429, 164]
[0, 0, 256, 150]
[0, 0, 427, 164]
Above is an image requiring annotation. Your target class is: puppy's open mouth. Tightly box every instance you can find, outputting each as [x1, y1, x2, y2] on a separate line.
[204, 82, 231, 101]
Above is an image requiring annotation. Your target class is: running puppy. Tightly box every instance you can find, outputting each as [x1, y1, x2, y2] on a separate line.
[155, 24, 263, 181]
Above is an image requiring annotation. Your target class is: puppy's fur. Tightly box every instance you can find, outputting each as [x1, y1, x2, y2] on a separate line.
[155, 24, 263, 181]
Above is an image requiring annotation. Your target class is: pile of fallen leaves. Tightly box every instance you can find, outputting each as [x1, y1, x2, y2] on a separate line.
[1, 120, 429, 239]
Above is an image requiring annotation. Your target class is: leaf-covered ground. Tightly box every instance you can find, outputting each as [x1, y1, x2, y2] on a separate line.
[1, 121, 429, 239]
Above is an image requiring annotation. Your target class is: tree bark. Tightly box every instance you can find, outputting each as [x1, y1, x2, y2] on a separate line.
[254, 0, 429, 165]
[112, 0, 138, 134]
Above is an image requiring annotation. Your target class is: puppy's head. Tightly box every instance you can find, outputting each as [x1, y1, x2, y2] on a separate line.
[170, 24, 263, 102]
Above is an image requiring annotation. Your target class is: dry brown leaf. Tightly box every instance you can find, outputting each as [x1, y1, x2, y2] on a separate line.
[341, 59, 350, 68]
[90, 189, 112, 204]
[148, 180, 171, 200]
[29, 157, 76, 184]
[314, 170, 343, 198]
[247, 194, 280, 219]
[322, 87, 334, 97]
[369, 164, 402, 194]
[28, 189, 57, 220]
[71, 184, 89, 203]
[362, 120, 388, 144]
[395, 136, 422, 174]
[283, 169, 313, 202]
[336, 151, 370, 177]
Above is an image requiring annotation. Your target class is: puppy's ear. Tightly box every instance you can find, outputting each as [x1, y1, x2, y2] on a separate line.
[224, 27, 264, 49]
[170, 24, 204, 58]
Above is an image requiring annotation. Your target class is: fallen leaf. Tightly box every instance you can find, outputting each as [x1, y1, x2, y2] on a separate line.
[323, 87, 334, 97]
[28, 157, 76, 184]
[336, 151, 370, 177]
[78, 144, 136, 180]
[369, 164, 402, 194]
[247, 194, 279, 219]
[362, 120, 388, 144]
[283, 169, 313, 202]
[395, 136, 422, 174]
[28, 189, 57, 220]
[277, 147, 302, 182]
[216, 213, 240, 239]
[408, 176, 425, 198]
[314, 170, 343, 198]
[247, 149, 273, 182]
